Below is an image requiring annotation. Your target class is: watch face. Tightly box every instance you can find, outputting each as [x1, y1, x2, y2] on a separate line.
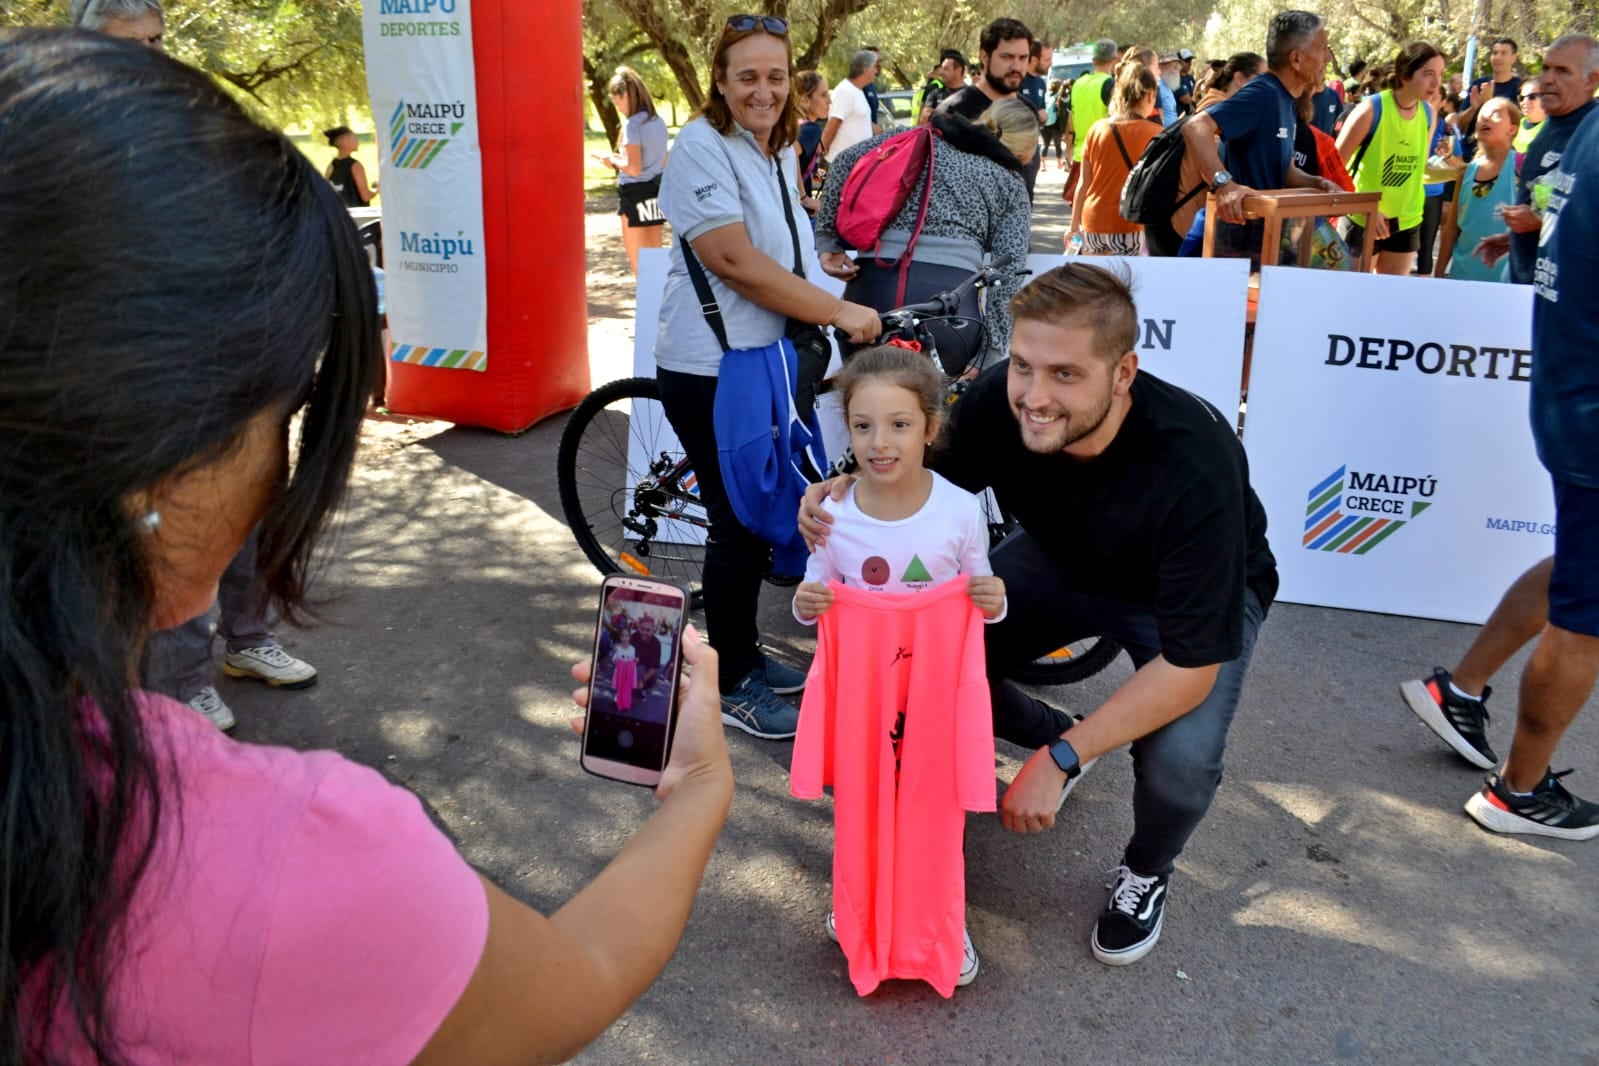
[1049, 739, 1081, 776]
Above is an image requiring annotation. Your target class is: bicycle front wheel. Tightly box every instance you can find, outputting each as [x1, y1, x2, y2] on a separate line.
[1010, 636, 1122, 686]
[556, 376, 707, 607]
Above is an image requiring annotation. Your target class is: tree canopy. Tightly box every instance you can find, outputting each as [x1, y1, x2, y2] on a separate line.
[6, 0, 1587, 141]
[582, 0, 1593, 144]
[5, 1, 369, 129]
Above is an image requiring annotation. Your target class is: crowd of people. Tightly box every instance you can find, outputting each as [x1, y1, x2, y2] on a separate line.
[4, 0, 1598, 1060]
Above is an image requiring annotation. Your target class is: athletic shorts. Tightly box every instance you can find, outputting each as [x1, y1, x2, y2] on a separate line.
[1343, 219, 1421, 255]
[1550, 478, 1599, 637]
[618, 176, 665, 227]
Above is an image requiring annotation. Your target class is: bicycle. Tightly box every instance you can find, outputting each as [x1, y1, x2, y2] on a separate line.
[556, 256, 1122, 685]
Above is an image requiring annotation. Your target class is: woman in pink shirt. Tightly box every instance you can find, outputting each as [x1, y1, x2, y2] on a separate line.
[2, 30, 731, 1064]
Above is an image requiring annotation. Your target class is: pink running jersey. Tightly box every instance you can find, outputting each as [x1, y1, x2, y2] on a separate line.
[791, 578, 995, 997]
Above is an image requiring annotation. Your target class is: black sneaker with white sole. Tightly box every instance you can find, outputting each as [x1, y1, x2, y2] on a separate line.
[1464, 768, 1599, 841]
[1399, 667, 1496, 769]
[1091, 865, 1168, 966]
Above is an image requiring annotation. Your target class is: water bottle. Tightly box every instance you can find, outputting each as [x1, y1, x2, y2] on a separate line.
[371, 265, 386, 317]
[1068, 232, 1084, 255]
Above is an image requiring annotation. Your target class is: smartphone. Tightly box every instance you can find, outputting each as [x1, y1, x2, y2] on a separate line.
[580, 575, 690, 788]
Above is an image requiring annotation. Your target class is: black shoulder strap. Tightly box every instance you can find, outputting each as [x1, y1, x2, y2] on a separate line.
[1109, 122, 1134, 170]
[680, 152, 809, 352]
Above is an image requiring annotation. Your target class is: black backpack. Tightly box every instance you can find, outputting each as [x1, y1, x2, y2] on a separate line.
[1119, 114, 1208, 226]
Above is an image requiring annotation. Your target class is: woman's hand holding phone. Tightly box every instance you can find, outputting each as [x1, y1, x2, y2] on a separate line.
[572, 623, 731, 801]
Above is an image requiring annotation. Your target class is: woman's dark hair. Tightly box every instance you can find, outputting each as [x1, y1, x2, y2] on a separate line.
[607, 66, 657, 120]
[700, 21, 798, 154]
[1222, 51, 1266, 90]
[1386, 42, 1442, 89]
[795, 68, 826, 101]
[835, 345, 946, 441]
[0, 28, 380, 1061]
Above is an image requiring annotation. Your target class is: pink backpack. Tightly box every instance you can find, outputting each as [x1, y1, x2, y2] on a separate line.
[835, 126, 938, 304]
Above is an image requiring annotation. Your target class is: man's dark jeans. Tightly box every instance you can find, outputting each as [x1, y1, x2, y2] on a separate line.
[986, 530, 1266, 876]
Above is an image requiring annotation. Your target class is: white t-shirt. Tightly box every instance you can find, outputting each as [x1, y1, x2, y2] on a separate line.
[827, 78, 874, 162]
[796, 472, 1004, 622]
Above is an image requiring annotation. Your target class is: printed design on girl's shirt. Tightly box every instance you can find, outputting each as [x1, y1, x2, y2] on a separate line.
[861, 556, 890, 585]
[889, 707, 907, 785]
[857, 553, 935, 590]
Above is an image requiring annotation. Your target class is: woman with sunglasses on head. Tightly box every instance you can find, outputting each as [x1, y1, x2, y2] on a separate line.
[652, 14, 882, 742]
[2, 29, 731, 1065]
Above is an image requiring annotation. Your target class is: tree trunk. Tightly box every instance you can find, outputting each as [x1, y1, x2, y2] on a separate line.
[792, 0, 877, 71]
[583, 54, 622, 148]
[615, 0, 707, 111]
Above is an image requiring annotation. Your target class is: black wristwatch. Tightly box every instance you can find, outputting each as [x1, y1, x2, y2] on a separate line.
[1211, 169, 1233, 191]
[1047, 737, 1082, 779]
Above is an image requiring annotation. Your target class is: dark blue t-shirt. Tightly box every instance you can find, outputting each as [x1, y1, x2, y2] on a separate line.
[864, 83, 880, 127]
[1530, 105, 1599, 488]
[1310, 85, 1342, 136]
[1206, 71, 1297, 191]
[1020, 73, 1047, 114]
[1513, 99, 1598, 284]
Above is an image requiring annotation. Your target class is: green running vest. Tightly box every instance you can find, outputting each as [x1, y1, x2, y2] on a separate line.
[1351, 89, 1430, 231]
[1071, 73, 1111, 162]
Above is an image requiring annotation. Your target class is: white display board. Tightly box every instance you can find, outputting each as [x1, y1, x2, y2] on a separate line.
[1026, 254, 1251, 420]
[1245, 268, 1549, 623]
[362, 0, 489, 371]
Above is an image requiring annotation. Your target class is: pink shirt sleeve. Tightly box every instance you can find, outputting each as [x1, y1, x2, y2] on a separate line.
[250, 755, 489, 1064]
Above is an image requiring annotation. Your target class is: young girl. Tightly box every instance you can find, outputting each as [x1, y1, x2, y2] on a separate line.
[792, 345, 1004, 991]
[611, 627, 638, 712]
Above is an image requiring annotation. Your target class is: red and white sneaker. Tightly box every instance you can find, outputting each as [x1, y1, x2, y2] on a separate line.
[1465, 768, 1599, 841]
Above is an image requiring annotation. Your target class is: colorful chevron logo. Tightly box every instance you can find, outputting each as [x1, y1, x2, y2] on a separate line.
[1302, 465, 1431, 554]
[391, 342, 486, 371]
[388, 101, 463, 169]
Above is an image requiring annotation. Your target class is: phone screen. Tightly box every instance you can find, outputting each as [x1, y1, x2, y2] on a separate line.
[583, 581, 687, 777]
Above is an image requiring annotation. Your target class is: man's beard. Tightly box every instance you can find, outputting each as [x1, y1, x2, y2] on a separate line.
[1010, 386, 1114, 454]
[984, 66, 1020, 95]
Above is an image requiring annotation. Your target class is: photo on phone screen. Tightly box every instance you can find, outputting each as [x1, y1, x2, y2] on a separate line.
[581, 577, 688, 787]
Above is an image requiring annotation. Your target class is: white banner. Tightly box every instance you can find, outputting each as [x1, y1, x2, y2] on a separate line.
[1026, 254, 1251, 420]
[1245, 268, 1549, 623]
[362, 0, 488, 371]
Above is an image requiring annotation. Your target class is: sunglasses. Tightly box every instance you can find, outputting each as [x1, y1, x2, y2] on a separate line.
[725, 13, 789, 34]
[1518, 92, 1540, 101]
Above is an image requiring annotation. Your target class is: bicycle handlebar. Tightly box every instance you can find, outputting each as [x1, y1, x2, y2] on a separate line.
[878, 253, 1024, 325]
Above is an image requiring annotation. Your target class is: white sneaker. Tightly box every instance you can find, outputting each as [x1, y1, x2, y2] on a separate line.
[957, 928, 980, 987]
[826, 911, 978, 987]
[222, 645, 318, 689]
[186, 686, 236, 732]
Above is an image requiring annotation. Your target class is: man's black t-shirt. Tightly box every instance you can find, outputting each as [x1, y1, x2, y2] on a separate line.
[1292, 120, 1318, 174]
[937, 365, 1278, 667]
[938, 85, 1002, 121]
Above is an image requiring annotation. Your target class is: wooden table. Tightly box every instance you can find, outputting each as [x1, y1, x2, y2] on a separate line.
[1201, 188, 1382, 267]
